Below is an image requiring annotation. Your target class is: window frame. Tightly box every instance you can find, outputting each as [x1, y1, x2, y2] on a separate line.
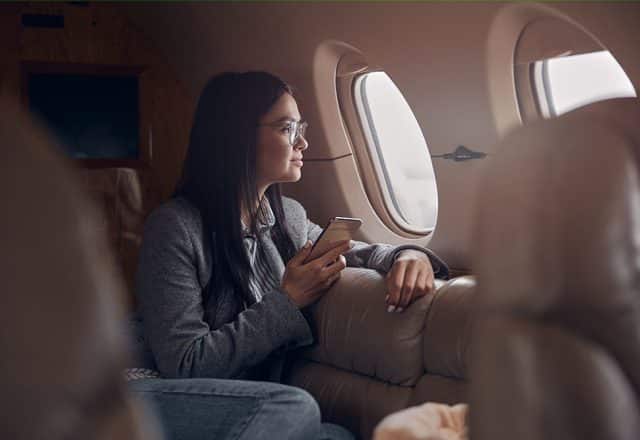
[336, 54, 436, 237]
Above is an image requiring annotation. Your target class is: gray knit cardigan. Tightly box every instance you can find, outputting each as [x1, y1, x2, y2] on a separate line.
[134, 196, 448, 380]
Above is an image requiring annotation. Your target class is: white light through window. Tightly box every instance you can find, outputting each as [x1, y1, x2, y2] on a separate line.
[354, 72, 437, 232]
[533, 50, 636, 118]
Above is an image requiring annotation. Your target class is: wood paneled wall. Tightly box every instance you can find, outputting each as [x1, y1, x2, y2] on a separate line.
[0, 2, 194, 201]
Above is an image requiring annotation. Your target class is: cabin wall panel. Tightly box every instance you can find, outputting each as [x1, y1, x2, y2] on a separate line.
[120, 2, 640, 270]
[0, 2, 194, 201]
[554, 3, 640, 90]
[121, 3, 504, 270]
[0, 4, 21, 102]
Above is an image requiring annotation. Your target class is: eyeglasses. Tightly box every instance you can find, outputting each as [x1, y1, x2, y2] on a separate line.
[260, 120, 308, 146]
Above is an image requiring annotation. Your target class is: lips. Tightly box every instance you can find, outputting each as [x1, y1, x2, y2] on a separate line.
[291, 157, 303, 167]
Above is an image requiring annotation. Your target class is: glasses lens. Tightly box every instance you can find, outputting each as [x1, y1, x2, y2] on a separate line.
[290, 121, 307, 146]
[289, 121, 298, 145]
[299, 122, 308, 139]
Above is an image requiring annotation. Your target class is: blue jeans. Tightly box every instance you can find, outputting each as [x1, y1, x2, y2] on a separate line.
[129, 378, 354, 440]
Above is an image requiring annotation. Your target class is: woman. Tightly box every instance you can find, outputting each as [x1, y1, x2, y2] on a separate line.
[129, 71, 448, 439]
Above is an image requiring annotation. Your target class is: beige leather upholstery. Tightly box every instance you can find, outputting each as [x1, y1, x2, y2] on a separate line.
[0, 99, 159, 440]
[286, 269, 473, 438]
[470, 99, 640, 440]
[423, 277, 474, 380]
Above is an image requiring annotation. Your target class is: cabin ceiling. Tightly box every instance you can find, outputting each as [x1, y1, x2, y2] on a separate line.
[120, 2, 640, 99]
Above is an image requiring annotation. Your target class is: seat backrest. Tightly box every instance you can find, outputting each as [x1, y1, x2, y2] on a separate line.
[470, 99, 640, 439]
[79, 167, 160, 310]
[0, 99, 159, 440]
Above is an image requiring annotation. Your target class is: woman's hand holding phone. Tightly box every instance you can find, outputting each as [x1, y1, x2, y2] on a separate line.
[281, 240, 351, 308]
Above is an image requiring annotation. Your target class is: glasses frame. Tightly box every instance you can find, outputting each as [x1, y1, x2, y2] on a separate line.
[260, 120, 308, 146]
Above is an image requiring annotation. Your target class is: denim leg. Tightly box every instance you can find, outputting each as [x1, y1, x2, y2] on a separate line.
[129, 378, 353, 440]
[319, 423, 355, 440]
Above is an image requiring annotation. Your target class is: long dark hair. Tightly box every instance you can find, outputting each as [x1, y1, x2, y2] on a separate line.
[175, 71, 297, 306]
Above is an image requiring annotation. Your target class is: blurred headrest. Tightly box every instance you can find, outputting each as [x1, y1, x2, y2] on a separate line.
[474, 98, 640, 312]
[469, 98, 640, 440]
[472, 96, 640, 393]
[574, 98, 640, 146]
[0, 98, 158, 440]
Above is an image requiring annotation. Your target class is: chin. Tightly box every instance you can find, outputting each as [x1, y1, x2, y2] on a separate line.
[271, 167, 302, 185]
[284, 168, 302, 182]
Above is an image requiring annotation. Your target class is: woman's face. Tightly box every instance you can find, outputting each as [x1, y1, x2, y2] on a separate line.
[256, 93, 308, 190]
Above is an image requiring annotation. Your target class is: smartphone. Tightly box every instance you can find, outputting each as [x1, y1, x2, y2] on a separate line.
[304, 217, 363, 263]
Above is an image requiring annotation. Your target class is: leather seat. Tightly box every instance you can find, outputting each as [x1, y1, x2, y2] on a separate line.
[470, 98, 640, 440]
[286, 269, 474, 439]
[0, 99, 159, 440]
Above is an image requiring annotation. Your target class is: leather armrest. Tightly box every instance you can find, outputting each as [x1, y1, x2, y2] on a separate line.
[423, 276, 475, 380]
[299, 267, 434, 386]
[298, 270, 475, 385]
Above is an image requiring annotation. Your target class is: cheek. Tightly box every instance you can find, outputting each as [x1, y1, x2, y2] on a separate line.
[256, 133, 294, 179]
[256, 146, 289, 178]
[255, 149, 267, 176]
[255, 136, 274, 173]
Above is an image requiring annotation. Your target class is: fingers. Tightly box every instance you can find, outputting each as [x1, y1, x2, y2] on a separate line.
[283, 240, 349, 307]
[322, 254, 347, 278]
[418, 259, 435, 295]
[415, 270, 429, 298]
[324, 271, 341, 288]
[422, 267, 435, 295]
[385, 264, 405, 312]
[307, 268, 342, 297]
[397, 262, 420, 309]
[290, 240, 313, 266]
[386, 259, 436, 313]
[315, 240, 351, 267]
[310, 255, 346, 293]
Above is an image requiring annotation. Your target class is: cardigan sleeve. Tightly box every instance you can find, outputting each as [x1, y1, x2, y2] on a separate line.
[135, 204, 313, 379]
[306, 213, 449, 279]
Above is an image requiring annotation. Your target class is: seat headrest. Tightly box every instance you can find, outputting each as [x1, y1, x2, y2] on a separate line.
[474, 98, 640, 315]
[470, 98, 640, 440]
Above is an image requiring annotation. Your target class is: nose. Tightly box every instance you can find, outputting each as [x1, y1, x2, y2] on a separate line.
[294, 134, 309, 151]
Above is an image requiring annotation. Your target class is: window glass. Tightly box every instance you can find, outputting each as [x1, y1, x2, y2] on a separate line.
[354, 72, 437, 232]
[533, 50, 636, 118]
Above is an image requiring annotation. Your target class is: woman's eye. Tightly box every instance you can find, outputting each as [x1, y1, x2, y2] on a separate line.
[281, 125, 292, 133]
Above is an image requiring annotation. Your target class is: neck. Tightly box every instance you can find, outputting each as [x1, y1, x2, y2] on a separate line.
[240, 185, 268, 226]
[257, 184, 268, 203]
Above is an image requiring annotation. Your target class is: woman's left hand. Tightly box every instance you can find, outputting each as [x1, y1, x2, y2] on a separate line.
[385, 249, 435, 312]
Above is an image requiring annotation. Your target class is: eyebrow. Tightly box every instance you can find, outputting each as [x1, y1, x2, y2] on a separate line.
[272, 116, 301, 124]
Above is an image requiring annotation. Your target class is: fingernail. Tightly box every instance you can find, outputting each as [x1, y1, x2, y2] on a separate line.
[387, 305, 396, 313]
[396, 307, 404, 313]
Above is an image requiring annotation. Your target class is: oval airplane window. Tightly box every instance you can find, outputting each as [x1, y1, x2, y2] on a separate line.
[532, 50, 636, 118]
[512, 16, 636, 122]
[353, 72, 437, 233]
